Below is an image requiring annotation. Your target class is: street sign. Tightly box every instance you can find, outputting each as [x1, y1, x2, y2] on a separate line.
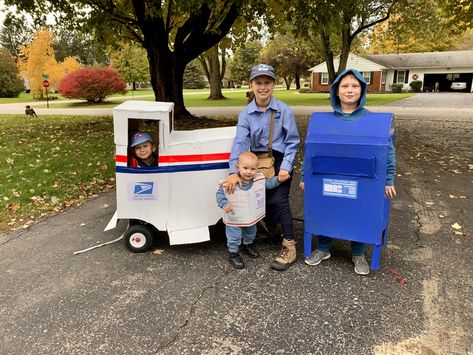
[42, 80, 50, 88]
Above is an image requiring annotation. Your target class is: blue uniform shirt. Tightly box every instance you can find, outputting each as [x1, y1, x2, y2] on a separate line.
[228, 97, 300, 174]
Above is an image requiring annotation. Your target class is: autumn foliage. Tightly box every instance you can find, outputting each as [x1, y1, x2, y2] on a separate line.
[58, 67, 127, 103]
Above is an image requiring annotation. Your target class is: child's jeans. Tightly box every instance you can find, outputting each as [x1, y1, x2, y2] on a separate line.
[317, 235, 365, 256]
[226, 225, 257, 253]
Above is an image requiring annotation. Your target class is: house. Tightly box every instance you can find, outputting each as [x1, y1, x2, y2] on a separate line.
[309, 51, 473, 93]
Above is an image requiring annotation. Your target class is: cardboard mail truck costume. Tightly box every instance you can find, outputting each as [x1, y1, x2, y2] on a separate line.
[105, 101, 237, 252]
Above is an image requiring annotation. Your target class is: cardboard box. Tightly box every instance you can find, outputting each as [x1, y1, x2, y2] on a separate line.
[223, 174, 266, 227]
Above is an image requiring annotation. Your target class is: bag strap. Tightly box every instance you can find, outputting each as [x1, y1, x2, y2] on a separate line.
[268, 110, 275, 152]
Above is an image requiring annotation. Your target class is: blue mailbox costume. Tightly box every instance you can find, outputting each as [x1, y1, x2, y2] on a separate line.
[303, 69, 395, 270]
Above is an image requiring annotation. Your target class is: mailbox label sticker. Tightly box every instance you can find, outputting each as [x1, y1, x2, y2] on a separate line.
[128, 182, 157, 201]
[323, 179, 357, 199]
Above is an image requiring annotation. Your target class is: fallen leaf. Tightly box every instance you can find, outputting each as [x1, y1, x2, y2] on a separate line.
[6, 203, 21, 212]
[453, 231, 464, 236]
[425, 201, 434, 206]
[153, 249, 164, 255]
[449, 194, 457, 199]
[396, 278, 407, 285]
[389, 269, 400, 275]
[451, 223, 462, 230]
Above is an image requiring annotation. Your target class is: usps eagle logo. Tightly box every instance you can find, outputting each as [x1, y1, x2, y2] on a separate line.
[134, 182, 154, 195]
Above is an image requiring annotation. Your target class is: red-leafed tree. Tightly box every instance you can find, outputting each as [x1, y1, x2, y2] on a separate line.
[58, 66, 127, 103]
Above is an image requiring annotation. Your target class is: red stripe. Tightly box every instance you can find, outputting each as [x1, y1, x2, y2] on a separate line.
[116, 155, 127, 163]
[158, 153, 230, 163]
[115, 153, 230, 163]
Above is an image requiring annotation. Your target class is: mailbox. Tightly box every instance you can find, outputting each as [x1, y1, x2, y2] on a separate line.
[303, 112, 393, 270]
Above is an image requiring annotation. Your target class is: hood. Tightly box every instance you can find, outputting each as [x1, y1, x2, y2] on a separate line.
[330, 68, 367, 116]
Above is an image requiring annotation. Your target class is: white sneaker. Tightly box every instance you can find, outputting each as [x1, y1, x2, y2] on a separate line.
[304, 250, 331, 266]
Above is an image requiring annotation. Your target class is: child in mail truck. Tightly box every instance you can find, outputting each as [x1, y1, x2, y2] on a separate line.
[299, 68, 396, 275]
[129, 131, 158, 167]
[216, 151, 280, 269]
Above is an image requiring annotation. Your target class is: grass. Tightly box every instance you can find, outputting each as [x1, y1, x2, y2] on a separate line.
[0, 114, 116, 232]
[0, 91, 65, 103]
[35, 89, 414, 109]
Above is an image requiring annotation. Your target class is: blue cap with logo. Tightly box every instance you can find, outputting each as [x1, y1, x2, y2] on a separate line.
[249, 64, 276, 81]
[131, 132, 153, 148]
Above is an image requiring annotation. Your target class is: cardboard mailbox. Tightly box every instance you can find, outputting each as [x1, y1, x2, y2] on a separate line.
[222, 173, 266, 227]
[105, 100, 236, 248]
[303, 112, 394, 270]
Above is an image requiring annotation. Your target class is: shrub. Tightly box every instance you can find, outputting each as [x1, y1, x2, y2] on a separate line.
[58, 66, 127, 103]
[409, 80, 422, 92]
[390, 83, 404, 93]
[0, 48, 25, 98]
[183, 59, 206, 89]
[299, 88, 316, 93]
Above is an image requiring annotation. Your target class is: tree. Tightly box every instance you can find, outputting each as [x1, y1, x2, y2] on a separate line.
[18, 29, 58, 98]
[48, 56, 83, 92]
[0, 48, 25, 97]
[228, 40, 263, 85]
[261, 33, 318, 89]
[112, 43, 150, 90]
[368, 0, 457, 54]
[58, 66, 126, 103]
[447, 0, 473, 31]
[0, 11, 36, 60]
[198, 44, 226, 99]
[183, 59, 207, 89]
[6, 0, 270, 118]
[284, 0, 398, 83]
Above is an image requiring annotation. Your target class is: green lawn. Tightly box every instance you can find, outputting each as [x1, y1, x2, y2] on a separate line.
[0, 91, 65, 103]
[36, 89, 414, 109]
[0, 114, 116, 232]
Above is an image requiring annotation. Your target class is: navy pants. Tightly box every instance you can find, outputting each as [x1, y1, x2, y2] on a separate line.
[262, 150, 294, 239]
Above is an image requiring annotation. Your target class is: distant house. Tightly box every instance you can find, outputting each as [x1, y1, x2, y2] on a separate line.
[309, 51, 473, 93]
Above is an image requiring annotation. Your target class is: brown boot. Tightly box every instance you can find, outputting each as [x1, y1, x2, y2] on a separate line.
[271, 239, 296, 271]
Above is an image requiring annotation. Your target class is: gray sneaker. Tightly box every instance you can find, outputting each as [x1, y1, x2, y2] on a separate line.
[352, 255, 370, 275]
[304, 250, 331, 266]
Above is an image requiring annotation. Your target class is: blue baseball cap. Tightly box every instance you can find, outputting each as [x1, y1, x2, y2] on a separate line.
[131, 132, 153, 147]
[249, 64, 276, 81]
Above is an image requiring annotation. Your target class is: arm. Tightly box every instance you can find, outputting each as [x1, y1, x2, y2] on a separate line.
[216, 186, 233, 213]
[228, 113, 251, 175]
[385, 136, 397, 199]
[265, 176, 281, 190]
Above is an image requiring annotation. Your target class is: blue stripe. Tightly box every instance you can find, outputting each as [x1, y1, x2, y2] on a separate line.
[116, 162, 229, 174]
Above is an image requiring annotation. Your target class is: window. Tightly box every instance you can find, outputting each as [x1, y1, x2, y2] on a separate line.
[395, 70, 409, 83]
[362, 72, 371, 84]
[321, 72, 329, 85]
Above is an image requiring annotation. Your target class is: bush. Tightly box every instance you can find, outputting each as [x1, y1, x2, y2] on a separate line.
[58, 67, 127, 103]
[0, 48, 25, 98]
[390, 83, 404, 93]
[183, 59, 206, 89]
[409, 80, 422, 92]
[299, 88, 316, 93]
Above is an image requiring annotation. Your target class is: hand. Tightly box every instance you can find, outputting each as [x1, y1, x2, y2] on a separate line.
[223, 204, 234, 213]
[299, 182, 305, 190]
[225, 173, 241, 194]
[278, 169, 291, 182]
[385, 186, 396, 199]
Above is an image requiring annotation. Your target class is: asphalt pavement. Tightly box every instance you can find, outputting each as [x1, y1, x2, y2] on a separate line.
[0, 94, 472, 354]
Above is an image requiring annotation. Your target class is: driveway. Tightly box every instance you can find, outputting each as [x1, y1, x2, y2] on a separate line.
[1, 106, 472, 353]
[386, 92, 473, 108]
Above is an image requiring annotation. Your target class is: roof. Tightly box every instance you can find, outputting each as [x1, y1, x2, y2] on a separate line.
[309, 53, 386, 72]
[364, 50, 473, 69]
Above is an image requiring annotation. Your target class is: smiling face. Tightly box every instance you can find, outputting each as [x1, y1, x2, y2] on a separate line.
[236, 153, 258, 183]
[133, 140, 155, 163]
[249, 75, 275, 109]
[336, 74, 362, 113]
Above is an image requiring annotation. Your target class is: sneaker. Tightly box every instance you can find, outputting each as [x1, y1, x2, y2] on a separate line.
[352, 255, 370, 275]
[229, 252, 245, 269]
[304, 250, 331, 266]
[242, 244, 260, 258]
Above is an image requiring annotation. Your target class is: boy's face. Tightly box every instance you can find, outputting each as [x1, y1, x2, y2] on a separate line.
[133, 141, 155, 160]
[337, 74, 362, 108]
[236, 156, 258, 182]
[249, 76, 275, 104]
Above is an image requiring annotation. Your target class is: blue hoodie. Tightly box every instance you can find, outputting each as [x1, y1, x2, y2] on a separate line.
[302, 68, 396, 185]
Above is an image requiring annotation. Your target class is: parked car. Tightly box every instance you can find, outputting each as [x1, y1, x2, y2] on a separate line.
[450, 82, 467, 91]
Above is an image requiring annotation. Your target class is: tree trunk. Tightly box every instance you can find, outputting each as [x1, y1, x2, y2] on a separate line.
[208, 46, 224, 99]
[320, 29, 336, 83]
[284, 77, 291, 90]
[146, 45, 193, 119]
[295, 74, 301, 89]
[337, 27, 352, 76]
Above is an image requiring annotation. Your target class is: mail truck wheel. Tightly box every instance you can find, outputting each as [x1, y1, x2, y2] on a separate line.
[124, 225, 153, 253]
